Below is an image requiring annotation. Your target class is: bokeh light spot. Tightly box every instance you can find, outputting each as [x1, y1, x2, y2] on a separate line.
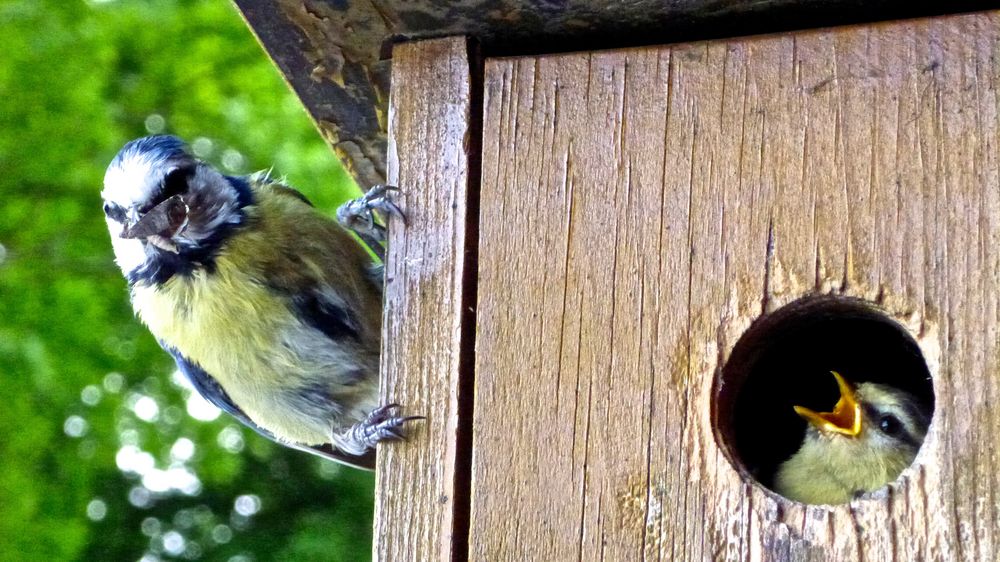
[64, 415, 89, 437]
[144, 113, 166, 134]
[133, 395, 160, 422]
[233, 494, 261, 516]
[86, 498, 108, 521]
[81, 384, 102, 406]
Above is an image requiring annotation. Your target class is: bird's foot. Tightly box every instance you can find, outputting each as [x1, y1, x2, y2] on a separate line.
[336, 185, 405, 259]
[336, 185, 403, 262]
[331, 403, 423, 457]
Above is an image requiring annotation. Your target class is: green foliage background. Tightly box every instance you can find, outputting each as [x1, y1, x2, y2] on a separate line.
[0, 0, 375, 560]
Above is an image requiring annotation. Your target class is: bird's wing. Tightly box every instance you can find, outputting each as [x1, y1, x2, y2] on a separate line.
[161, 343, 375, 470]
[242, 172, 314, 206]
[290, 291, 362, 343]
[246, 173, 379, 338]
[268, 183, 314, 207]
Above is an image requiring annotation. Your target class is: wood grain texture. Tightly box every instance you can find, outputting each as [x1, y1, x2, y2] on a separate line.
[473, 12, 1000, 561]
[234, 0, 990, 190]
[374, 37, 475, 562]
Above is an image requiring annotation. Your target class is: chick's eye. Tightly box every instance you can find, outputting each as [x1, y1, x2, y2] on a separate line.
[878, 414, 902, 436]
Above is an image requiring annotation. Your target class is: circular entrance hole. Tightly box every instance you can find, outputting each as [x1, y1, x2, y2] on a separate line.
[715, 296, 934, 504]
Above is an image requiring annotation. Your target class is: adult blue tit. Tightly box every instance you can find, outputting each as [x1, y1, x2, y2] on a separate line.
[102, 135, 418, 469]
[774, 371, 930, 504]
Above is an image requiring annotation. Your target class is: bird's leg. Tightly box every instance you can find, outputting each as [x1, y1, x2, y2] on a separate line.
[336, 185, 405, 262]
[330, 403, 423, 457]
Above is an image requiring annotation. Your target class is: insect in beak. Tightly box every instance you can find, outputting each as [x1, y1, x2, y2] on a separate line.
[120, 194, 189, 253]
[793, 371, 862, 437]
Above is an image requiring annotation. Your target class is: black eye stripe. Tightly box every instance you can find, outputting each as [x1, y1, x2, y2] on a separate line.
[136, 166, 195, 215]
[162, 167, 193, 198]
[863, 403, 922, 447]
[137, 166, 194, 214]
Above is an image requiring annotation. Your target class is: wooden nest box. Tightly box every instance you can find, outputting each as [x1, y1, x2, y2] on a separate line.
[235, 2, 1000, 560]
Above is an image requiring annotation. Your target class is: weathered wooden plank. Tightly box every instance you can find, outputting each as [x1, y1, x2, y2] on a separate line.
[374, 37, 475, 562]
[473, 12, 1000, 561]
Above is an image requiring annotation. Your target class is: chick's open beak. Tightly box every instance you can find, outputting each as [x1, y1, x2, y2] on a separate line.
[793, 371, 862, 437]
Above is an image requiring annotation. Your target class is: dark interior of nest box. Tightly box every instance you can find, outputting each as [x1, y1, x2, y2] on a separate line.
[715, 295, 935, 493]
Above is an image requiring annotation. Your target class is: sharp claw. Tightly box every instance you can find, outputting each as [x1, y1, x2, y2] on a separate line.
[375, 198, 406, 223]
[331, 403, 424, 456]
[366, 184, 400, 197]
[364, 403, 401, 423]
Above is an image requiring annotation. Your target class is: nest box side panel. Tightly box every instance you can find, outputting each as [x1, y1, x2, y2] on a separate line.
[472, 12, 1000, 561]
[375, 37, 476, 562]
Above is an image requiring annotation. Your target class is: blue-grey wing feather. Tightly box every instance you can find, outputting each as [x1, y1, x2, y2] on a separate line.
[291, 293, 361, 342]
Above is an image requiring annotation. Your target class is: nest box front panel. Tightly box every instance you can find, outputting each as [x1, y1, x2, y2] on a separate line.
[472, 12, 1000, 561]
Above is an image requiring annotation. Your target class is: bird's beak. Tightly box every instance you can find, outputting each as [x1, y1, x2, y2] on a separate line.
[120, 195, 189, 253]
[793, 371, 862, 437]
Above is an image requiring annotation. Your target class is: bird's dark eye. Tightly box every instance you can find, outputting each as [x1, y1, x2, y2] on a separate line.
[103, 201, 126, 223]
[878, 414, 902, 436]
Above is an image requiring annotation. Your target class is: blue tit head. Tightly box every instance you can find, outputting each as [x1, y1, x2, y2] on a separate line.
[794, 372, 929, 461]
[102, 135, 252, 283]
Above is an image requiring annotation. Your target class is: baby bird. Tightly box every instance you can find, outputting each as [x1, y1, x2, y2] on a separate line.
[774, 371, 930, 504]
[102, 135, 416, 469]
